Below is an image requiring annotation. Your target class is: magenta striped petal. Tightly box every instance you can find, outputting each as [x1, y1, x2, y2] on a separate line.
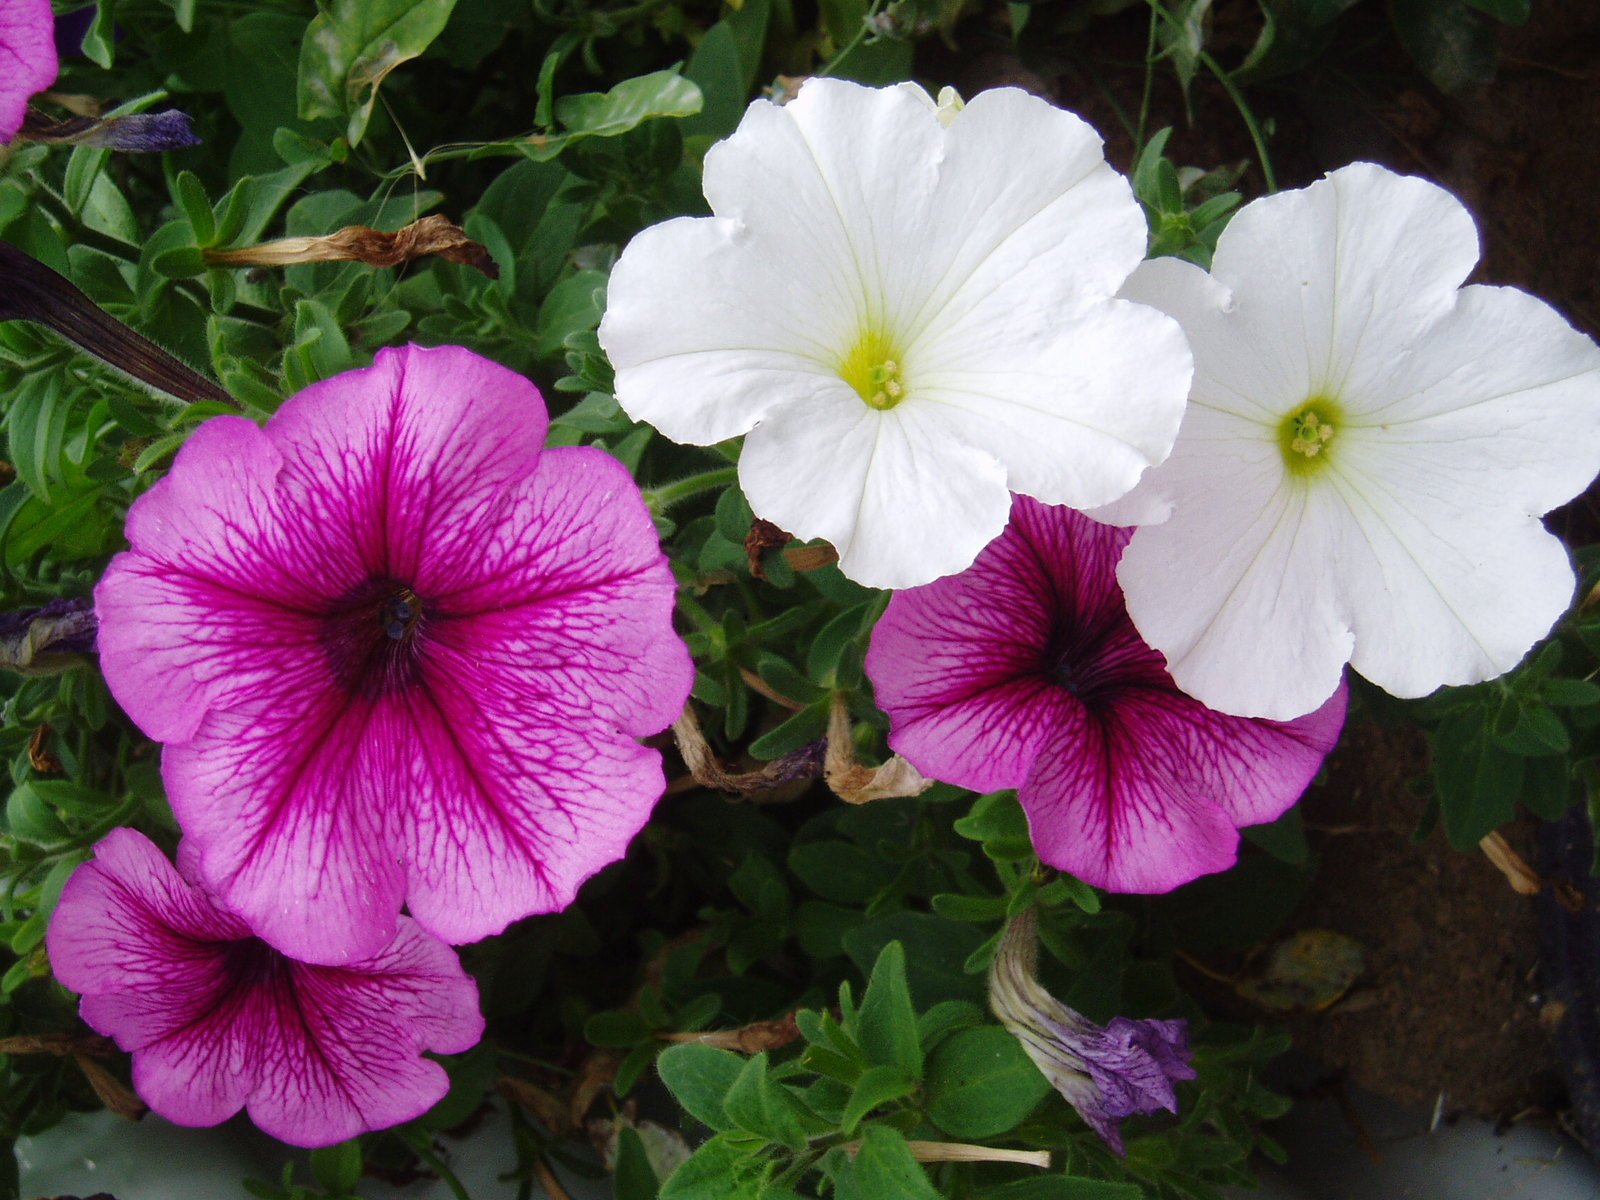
[1, 0, 56, 144]
[47, 829, 483, 1146]
[95, 345, 693, 963]
[867, 495, 1345, 892]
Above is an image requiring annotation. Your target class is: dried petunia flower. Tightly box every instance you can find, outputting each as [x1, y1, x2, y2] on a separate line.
[865, 496, 1344, 892]
[1103, 163, 1600, 719]
[20, 108, 201, 153]
[94, 344, 693, 964]
[598, 79, 1191, 589]
[990, 907, 1195, 1154]
[47, 828, 484, 1147]
[1, 0, 57, 144]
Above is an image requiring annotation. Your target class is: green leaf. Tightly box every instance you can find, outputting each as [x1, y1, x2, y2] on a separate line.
[614, 1126, 660, 1200]
[1240, 806, 1308, 864]
[657, 1043, 744, 1131]
[789, 841, 884, 904]
[840, 1065, 917, 1134]
[684, 22, 748, 142]
[175, 172, 215, 246]
[923, 1026, 1051, 1138]
[660, 1134, 761, 1200]
[1433, 708, 1523, 847]
[855, 942, 922, 1075]
[7, 374, 70, 505]
[298, 0, 460, 144]
[522, 70, 704, 162]
[310, 1140, 362, 1194]
[723, 1052, 809, 1150]
[843, 913, 987, 1006]
[1390, 0, 1497, 92]
[834, 1126, 940, 1200]
[5, 783, 71, 847]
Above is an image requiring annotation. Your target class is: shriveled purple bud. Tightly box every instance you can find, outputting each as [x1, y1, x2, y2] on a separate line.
[20, 109, 200, 153]
[990, 908, 1196, 1154]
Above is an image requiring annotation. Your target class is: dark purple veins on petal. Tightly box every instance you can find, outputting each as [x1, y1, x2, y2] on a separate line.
[320, 575, 432, 698]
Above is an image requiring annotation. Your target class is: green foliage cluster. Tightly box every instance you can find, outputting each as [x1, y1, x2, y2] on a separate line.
[0, 0, 1579, 1199]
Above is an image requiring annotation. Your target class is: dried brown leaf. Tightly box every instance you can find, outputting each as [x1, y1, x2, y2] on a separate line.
[206, 215, 499, 278]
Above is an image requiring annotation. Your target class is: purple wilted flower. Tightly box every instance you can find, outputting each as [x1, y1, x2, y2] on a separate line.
[94, 344, 694, 964]
[1, 0, 57, 144]
[865, 496, 1345, 893]
[47, 828, 484, 1146]
[22, 109, 201, 153]
[991, 908, 1195, 1154]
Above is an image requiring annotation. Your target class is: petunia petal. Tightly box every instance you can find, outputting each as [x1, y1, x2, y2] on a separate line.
[867, 497, 1122, 791]
[427, 445, 693, 737]
[164, 691, 407, 966]
[94, 417, 330, 744]
[394, 688, 670, 945]
[266, 343, 549, 595]
[0, 0, 57, 144]
[47, 828, 247, 1001]
[739, 391, 1011, 590]
[1206, 163, 1479, 413]
[912, 297, 1191, 509]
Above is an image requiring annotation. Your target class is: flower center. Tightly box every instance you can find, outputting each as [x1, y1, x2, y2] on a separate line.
[1278, 398, 1343, 476]
[320, 576, 431, 698]
[840, 329, 907, 411]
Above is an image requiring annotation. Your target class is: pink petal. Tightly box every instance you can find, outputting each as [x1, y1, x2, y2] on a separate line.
[265, 344, 550, 595]
[164, 692, 408, 966]
[1021, 684, 1345, 892]
[94, 417, 329, 744]
[866, 495, 1125, 792]
[0, 0, 57, 144]
[427, 446, 693, 736]
[47, 830, 483, 1145]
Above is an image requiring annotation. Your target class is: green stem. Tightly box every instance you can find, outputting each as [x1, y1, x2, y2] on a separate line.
[1197, 49, 1278, 193]
[816, 0, 886, 78]
[644, 466, 738, 513]
[403, 1131, 473, 1200]
[1135, 2, 1159, 154]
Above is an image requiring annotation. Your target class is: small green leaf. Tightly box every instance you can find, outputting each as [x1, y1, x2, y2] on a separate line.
[977, 1178, 1147, 1200]
[840, 1065, 917, 1134]
[657, 1043, 744, 1132]
[856, 942, 922, 1076]
[614, 1125, 660, 1200]
[1390, 0, 1497, 92]
[722, 1053, 808, 1151]
[310, 1139, 362, 1194]
[298, 0, 460, 144]
[1433, 708, 1524, 847]
[834, 1126, 940, 1200]
[924, 1026, 1051, 1138]
[660, 1134, 761, 1200]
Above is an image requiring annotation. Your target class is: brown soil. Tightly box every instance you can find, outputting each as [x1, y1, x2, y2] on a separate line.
[1286, 723, 1562, 1116]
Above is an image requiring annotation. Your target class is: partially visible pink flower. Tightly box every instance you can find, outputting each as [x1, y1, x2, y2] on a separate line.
[94, 344, 694, 964]
[865, 496, 1345, 892]
[1, 0, 58, 144]
[47, 828, 484, 1147]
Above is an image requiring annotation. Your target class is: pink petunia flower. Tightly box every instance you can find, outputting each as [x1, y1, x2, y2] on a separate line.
[1, 0, 58, 144]
[865, 496, 1345, 893]
[94, 344, 694, 963]
[46, 828, 485, 1147]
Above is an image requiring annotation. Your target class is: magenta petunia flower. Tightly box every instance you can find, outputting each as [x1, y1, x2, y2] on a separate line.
[47, 828, 484, 1147]
[1, 0, 58, 144]
[865, 496, 1345, 892]
[94, 344, 694, 964]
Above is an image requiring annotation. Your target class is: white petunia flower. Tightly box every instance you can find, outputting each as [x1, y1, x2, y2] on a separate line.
[1100, 162, 1600, 720]
[597, 79, 1192, 589]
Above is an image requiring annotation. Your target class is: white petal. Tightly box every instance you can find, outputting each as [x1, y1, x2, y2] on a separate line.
[702, 79, 944, 335]
[1117, 428, 1353, 720]
[738, 390, 1010, 590]
[1352, 284, 1600, 514]
[913, 297, 1192, 509]
[1329, 438, 1577, 697]
[599, 217, 848, 444]
[909, 88, 1149, 343]
[1207, 163, 1480, 414]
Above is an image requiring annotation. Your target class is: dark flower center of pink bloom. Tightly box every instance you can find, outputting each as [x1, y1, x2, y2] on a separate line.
[1045, 611, 1169, 706]
[320, 576, 430, 698]
[218, 934, 289, 992]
